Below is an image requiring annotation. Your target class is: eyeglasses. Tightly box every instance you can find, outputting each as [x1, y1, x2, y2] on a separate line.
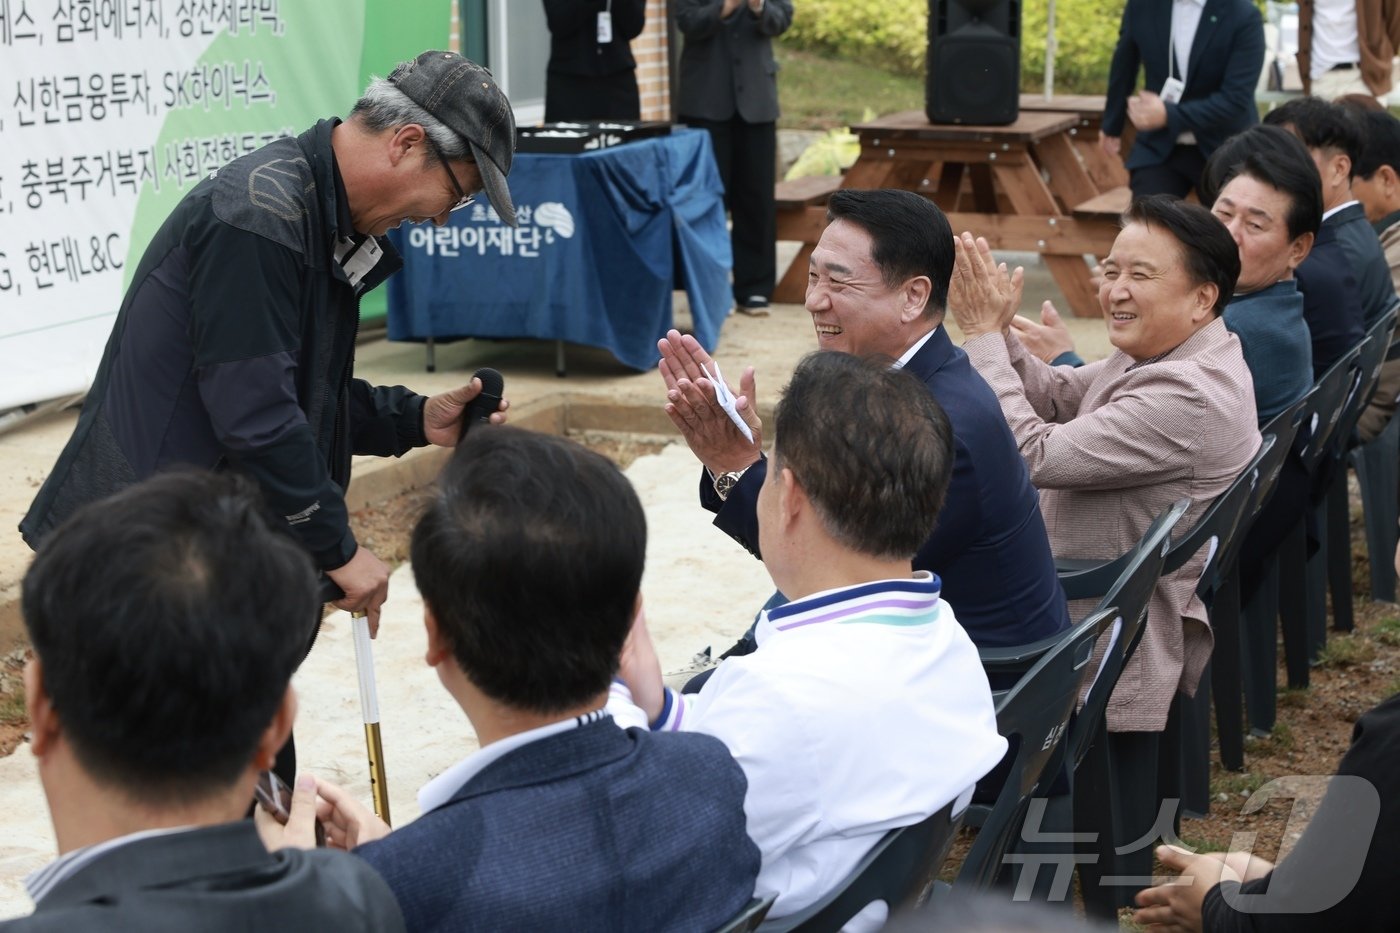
[423, 136, 476, 213]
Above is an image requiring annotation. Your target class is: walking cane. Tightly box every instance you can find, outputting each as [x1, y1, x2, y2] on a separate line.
[320, 579, 391, 826]
[350, 608, 391, 825]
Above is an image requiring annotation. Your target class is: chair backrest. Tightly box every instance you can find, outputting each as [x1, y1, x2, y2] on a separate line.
[1066, 503, 1185, 771]
[1163, 436, 1273, 597]
[1298, 341, 1366, 474]
[756, 801, 964, 933]
[1331, 308, 1397, 455]
[1254, 390, 1311, 510]
[716, 895, 777, 933]
[985, 499, 1188, 694]
[954, 607, 1118, 890]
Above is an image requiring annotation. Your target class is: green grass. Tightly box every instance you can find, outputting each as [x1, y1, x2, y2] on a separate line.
[0, 690, 25, 726]
[1313, 634, 1377, 669]
[776, 47, 925, 132]
[1214, 770, 1271, 799]
[1374, 616, 1400, 647]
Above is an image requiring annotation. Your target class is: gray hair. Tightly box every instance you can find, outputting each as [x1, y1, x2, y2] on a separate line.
[350, 77, 469, 163]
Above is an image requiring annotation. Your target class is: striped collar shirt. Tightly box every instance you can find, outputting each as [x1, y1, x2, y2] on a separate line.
[651, 571, 944, 733]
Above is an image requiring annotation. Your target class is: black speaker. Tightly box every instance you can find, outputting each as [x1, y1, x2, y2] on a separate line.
[926, 0, 1021, 126]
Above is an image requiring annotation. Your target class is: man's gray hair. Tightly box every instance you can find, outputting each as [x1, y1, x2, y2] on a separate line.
[350, 77, 469, 163]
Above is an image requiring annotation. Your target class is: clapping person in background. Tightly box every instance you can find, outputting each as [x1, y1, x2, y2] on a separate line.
[675, 0, 793, 316]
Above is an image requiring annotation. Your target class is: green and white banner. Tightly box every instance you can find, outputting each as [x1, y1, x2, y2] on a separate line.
[0, 0, 451, 410]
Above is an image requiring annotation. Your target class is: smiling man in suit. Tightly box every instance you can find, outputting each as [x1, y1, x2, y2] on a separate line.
[1101, 0, 1266, 199]
[657, 188, 1070, 653]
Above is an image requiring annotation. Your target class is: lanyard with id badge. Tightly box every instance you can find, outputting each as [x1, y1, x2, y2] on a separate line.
[597, 0, 613, 44]
[1162, 25, 1186, 104]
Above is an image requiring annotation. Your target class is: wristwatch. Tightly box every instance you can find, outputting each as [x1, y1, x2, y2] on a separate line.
[713, 466, 751, 502]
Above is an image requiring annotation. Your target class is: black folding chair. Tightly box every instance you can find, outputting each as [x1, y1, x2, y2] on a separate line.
[1158, 452, 1264, 815]
[1272, 341, 1365, 692]
[1317, 309, 1394, 637]
[1000, 501, 1184, 917]
[756, 801, 963, 932]
[716, 895, 777, 933]
[1349, 304, 1400, 605]
[953, 607, 1119, 893]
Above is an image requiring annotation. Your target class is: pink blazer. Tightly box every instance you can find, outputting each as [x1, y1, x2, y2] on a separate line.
[965, 318, 1262, 732]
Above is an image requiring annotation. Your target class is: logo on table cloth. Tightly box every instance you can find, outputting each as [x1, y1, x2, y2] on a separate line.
[406, 202, 575, 259]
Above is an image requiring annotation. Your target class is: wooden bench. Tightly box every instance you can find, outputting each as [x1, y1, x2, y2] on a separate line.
[1072, 185, 1131, 219]
[773, 173, 844, 303]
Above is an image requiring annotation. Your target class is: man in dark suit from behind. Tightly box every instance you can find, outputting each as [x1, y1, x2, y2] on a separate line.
[269, 427, 760, 933]
[2, 471, 404, 932]
[1102, 0, 1265, 199]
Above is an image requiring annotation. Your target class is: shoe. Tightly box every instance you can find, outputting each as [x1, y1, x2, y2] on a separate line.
[737, 295, 770, 317]
[662, 646, 718, 692]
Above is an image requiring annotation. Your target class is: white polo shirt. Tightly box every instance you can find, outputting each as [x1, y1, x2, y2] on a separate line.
[611, 573, 1006, 928]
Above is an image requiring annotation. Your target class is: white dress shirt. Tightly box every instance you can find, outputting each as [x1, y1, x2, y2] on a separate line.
[609, 572, 1006, 929]
[1170, 0, 1206, 145]
[1310, 0, 1361, 79]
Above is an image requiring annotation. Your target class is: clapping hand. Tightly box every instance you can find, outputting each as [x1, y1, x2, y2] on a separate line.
[948, 232, 1024, 339]
[657, 329, 763, 475]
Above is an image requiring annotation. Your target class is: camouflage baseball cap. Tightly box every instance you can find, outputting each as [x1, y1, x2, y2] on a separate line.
[388, 50, 517, 226]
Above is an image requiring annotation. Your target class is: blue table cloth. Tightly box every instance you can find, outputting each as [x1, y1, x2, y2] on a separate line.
[386, 127, 732, 371]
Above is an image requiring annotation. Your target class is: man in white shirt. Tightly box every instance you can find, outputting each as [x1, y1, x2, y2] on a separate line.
[611, 350, 1007, 927]
[1297, 0, 1400, 103]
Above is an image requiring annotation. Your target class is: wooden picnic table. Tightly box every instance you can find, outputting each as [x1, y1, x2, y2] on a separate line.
[773, 109, 1122, 316]
[1018, 93, 1132, 192]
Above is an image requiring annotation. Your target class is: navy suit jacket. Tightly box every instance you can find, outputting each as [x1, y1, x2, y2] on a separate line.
[1296, 218, 1367, 381]
[1103, 0, 1265, 170]
[355, 719, 759, 933]
[703, 328, 1070, 649]
[1328, 202, 1399, 331]
[0, 822, 404, 933]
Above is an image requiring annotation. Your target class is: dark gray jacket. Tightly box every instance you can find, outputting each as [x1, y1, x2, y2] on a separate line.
[0, 821, 405, 932]
[21, 119, 425, 571]
[675, 0, 793, 124]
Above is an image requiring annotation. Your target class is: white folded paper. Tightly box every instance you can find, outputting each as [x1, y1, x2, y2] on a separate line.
[702, 360, 754, 444]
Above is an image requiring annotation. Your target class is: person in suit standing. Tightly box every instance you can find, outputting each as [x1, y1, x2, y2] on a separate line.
[268, 427, 760, 933]
[2, 471, 404, 932]
[543, 0, 647, 122]
[675, 0, 793, 316]
[1101, 0, 1265, 198]
[951, 196, 1262, 905]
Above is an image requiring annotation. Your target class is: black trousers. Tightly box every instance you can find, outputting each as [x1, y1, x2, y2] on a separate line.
[1130, 144, 1208, 201]
[683, 114, 777, 303]
[545, 69, 640, 123]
